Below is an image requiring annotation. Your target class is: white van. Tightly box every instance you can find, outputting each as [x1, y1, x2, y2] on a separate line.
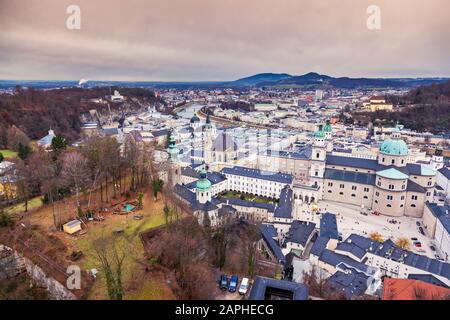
[238, 277, 249, 295]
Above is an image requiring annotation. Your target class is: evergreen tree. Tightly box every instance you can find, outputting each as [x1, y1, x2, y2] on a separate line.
[17, 143, 31, 160]
[51, 135, 68, 153]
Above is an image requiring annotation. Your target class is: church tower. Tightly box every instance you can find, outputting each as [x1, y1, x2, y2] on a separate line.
[166, 130, 181, 186]
[431, 146, 444, 170]
[309, 125, 327, 199]
[196, 168, 212, 204]
[323, 119, 333, 152]
[312, 125, 327, 160]
[204, 113, 213, 166]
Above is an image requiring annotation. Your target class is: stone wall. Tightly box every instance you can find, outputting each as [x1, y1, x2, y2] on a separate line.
[0, 244, 77, 300]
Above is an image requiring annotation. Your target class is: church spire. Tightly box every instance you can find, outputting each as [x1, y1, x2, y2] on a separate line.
[167, 130, 179, 162]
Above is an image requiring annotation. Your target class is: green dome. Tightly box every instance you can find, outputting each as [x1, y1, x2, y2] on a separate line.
[315, 130, 325, 138]
[324, 120, 332, 132]
[196, 169, 211, 190]
[379, 139, 408, 156]
[315, 125, 325, 138]
[190, 115, 200, 123]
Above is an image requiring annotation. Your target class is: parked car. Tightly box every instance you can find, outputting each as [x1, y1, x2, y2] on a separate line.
[435, 254, 441, 260]
[411, 237, 418, 241]
[419, 227, 425, 235]
[219, 275, 228, 290]
[416, 221, 421, 227]
[228, 275, 238, 293]
[238, 277, 249, 295]
[430, 245, 436, 251]
[414, 242, 422, 247]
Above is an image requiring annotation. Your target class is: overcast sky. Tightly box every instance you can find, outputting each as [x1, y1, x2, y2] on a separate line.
[0, 0, 449, 81]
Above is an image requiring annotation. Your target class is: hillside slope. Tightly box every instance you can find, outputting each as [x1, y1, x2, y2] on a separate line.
[352, 80, 450, 133]
[0, 87, 163, 141]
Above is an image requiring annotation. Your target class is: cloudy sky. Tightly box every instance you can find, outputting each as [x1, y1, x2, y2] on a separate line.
[0, 0, 449, 81]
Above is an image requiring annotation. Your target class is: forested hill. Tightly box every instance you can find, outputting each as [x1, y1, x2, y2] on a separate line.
[0, 87, 163, 141]
[352, 80, 450, 133]
[390, 80, 450, 105]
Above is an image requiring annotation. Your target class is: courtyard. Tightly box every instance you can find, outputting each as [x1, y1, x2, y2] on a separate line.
[219, 191, 278, 205]
[295, 200, 441, 260]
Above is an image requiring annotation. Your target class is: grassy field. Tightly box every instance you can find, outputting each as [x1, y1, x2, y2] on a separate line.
[65, 192, 172, 299]
[13, 186, 174, 299]
[220, 191, 277, 204]
[5, 196, 44, 215]
[0, 149, 18, 158]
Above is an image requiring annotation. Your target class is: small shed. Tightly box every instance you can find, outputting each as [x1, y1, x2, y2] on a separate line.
[63, 220, 82, 235]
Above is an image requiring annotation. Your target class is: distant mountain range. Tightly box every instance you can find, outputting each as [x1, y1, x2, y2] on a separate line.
[1, 73, 449, 90]
[228, 72, 450, 89]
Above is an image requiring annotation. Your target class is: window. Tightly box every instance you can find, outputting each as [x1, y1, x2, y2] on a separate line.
[375, 192, 379, 197]
[339, 192, 343, 195]
[316, 152, 320, 158]
[364, 187, 369, 192]
[352, 186, 357, 190]
[363, 196, 368, 199]
[411, 195, 418, 200]
[388, 184, 394, 190]
[387, 204, 392, 207]
[401, 196, 405, 200]
[328, 190, 332, 193]
[387, 195, 393, 200]
[427, 181, 432, 186]
[411, 204, 416, 207]
[340, 184, 344, 189]
[328, 182, 333, 187]
[351, 194, 356, 197]
[391, 159, 395, 165]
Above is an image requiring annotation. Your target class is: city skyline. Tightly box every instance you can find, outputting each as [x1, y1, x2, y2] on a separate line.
[0, 0, 449, 81]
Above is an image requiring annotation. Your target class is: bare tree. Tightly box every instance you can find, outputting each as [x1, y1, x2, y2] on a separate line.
[93, 236, 126, 300]
[61, 150, 90, 210]
[302, 265, 342, 299]
[28, 150, 62, 229]
[13, 159, 35, 212]
[82, 136, 103, 208]
[6, 126, 30, 151]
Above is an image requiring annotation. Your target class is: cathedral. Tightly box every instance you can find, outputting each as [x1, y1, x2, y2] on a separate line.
[167, 116, 439, 227]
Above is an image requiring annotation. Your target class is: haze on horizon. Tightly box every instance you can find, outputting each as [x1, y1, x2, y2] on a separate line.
[0, 0, 449, 81]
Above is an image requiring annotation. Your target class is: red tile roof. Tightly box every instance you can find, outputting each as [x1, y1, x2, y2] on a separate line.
[382, 278, 450, 300]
